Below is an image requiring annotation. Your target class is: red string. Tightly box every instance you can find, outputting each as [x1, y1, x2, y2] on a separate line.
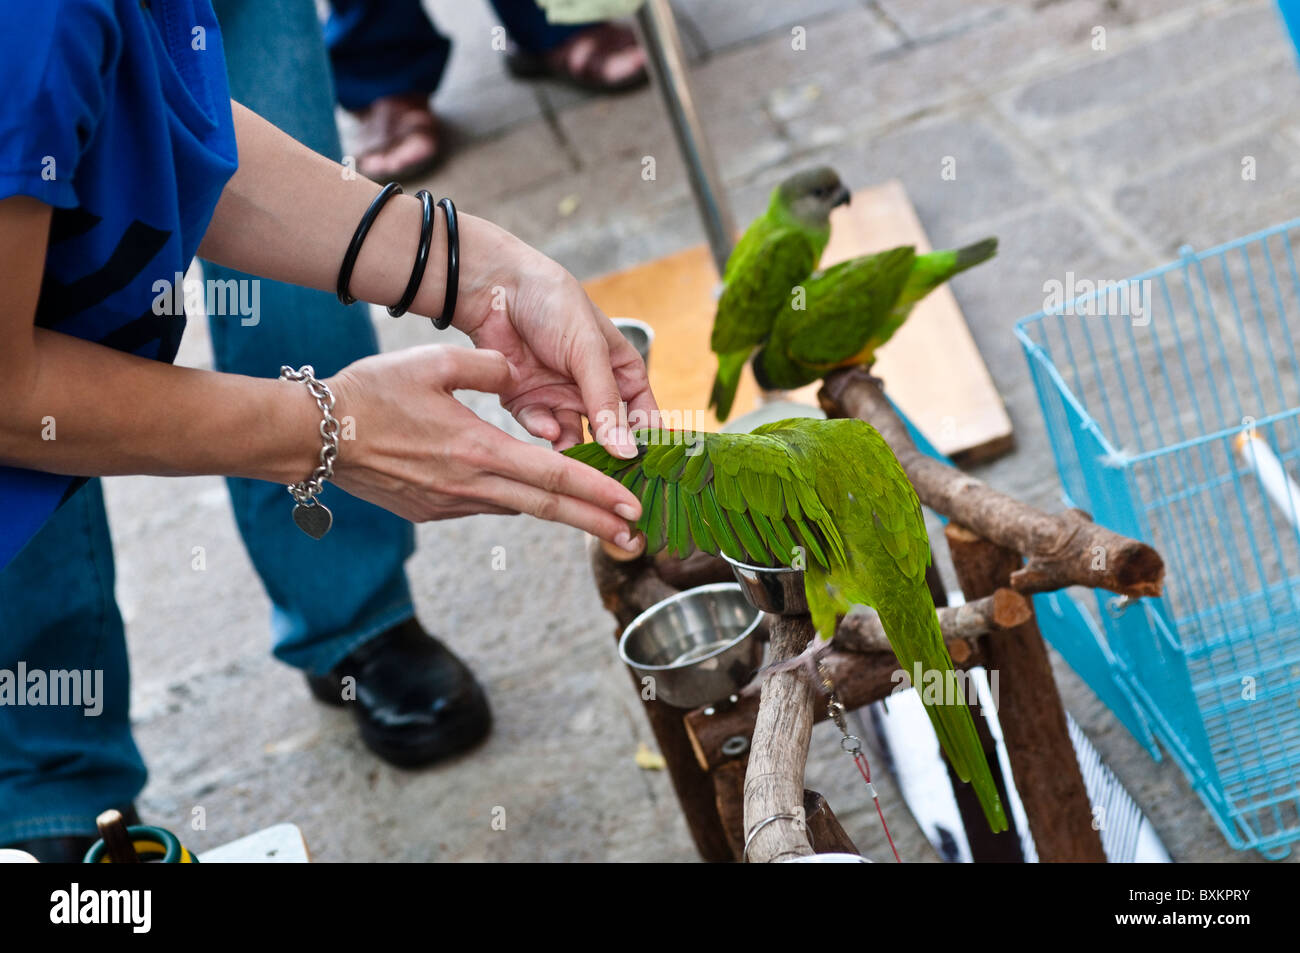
[853, 750, 902, 863]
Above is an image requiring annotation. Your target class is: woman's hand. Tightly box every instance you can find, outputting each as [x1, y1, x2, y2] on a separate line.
[198, 111, 657, 541]
[451, 223, 658, 457]
[327, 345, 644, 553]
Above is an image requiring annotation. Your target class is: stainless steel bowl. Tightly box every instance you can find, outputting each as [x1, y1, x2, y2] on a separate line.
[722, 553, 808, 615]
[618, 583, 764, 709]
[611, 317, 655, 367]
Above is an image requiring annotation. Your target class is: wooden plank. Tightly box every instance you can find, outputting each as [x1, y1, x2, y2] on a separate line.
[583, 242, 734, 430]
[582, 179, 1013, 461]
[823, 181, 1014, 463]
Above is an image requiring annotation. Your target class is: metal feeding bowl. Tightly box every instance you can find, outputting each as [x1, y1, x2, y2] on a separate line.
[618, 583, 764, 709]
[611, 317, 655, 367]
[721, 554, 808, 615]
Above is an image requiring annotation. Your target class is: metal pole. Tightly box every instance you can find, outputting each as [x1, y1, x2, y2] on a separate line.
[635, 0, 737, 274]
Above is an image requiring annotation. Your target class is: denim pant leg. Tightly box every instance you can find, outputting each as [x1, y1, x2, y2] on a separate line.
[208, 0, 416, 676]
[0, 480, 146, 843]
[324, 0, 452, 111]
[488, 0, 586, 53]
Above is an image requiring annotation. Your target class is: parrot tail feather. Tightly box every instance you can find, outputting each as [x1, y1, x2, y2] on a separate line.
[880, 598, 1009, 834]
[952, 236, 998, 274]
[709, 349, 750, 421]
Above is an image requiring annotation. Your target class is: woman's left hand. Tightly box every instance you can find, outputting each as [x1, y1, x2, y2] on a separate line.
[453, 224, 658, 458]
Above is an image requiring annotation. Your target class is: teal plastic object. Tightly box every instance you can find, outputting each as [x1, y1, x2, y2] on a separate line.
[1015, 220, 1300, 858]
[1279, 1, 1300, 61]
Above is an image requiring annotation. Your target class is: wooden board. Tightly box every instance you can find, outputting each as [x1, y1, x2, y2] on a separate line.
[582, 180, 1013, 462]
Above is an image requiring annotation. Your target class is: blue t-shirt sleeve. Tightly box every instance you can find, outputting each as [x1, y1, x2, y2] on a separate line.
[0, 0, 121, 209]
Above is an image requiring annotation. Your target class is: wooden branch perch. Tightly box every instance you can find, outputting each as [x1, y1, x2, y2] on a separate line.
[946, 523, 1106, 860]
[687, 617, 996, 772]
[832, 589, 1030, 658]
[820, 367, 1164, 599]
[743, 614, 817, 863]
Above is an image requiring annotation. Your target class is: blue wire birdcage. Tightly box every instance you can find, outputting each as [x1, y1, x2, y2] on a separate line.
[1015, 219, 1300, 858]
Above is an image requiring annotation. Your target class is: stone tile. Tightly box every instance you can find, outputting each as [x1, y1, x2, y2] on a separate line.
[875, 0, 1012, 42]
[406, 118, 573, 209]
[534, 191, 706, 280]
[489, 152, 692, 253]
[434, 74, 546, 142]
[831, 115, 1049, 239]
[554, 77, 789, 187]
[1052, 52, 1300, 187]
[1009, 4, 1287, 124]
[687, 6, 900, 119]
[672, 0, 862, 54]
[554, 87, 671, 163]
[1113, 132, 1300, 254]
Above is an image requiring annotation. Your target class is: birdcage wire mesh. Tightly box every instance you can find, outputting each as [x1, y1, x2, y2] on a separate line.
[1016, 219, 1300, 857]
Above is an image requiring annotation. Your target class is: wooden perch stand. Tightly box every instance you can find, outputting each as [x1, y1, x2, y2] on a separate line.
[743, 614, 819, 863]
[821, 368, 1164, 599]
[589, 371, 1165, 863]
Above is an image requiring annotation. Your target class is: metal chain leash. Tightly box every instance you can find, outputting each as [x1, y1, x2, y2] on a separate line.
[817, 659, 902, 862]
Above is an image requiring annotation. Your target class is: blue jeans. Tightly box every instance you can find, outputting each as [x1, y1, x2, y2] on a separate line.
[0, 0, 415, 844]
[325, 0, 587, 111]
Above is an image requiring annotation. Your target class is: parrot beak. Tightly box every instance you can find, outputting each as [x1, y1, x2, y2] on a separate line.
[832, 185, 852, 208]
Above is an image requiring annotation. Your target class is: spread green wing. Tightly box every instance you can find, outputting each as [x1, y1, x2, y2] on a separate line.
[563, 429, 846, 571]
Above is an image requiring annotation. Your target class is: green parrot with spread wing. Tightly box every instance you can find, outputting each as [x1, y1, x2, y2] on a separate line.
[708, 166, 997, 419]
[565, 417, 1008, 833]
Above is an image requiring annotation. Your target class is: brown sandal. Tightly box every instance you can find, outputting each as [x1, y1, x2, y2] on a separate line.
[506, 23, 648, 92]
[348, 92, 442, 182]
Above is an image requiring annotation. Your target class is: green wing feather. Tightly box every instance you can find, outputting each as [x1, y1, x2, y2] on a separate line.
[563, 429, 842, 572]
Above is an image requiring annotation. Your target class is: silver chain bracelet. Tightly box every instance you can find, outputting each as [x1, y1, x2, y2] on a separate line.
[279, 365, 340, 539]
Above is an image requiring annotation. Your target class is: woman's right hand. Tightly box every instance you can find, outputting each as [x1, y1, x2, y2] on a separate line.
[325, 344, 644, 553]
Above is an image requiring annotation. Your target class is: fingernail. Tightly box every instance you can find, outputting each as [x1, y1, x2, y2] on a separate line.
[610, 427, 639, 459]
[615, 530, 634, 550]
[615, 502, 639, 521]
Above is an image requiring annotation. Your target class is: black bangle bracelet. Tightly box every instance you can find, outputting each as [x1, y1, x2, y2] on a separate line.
[337, 182, 402, 305]
[432, 197, 459, 330]
[387, 190, 434, 317]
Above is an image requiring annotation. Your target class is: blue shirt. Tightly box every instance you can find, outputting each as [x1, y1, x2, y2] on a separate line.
[0, 0, 238, 569]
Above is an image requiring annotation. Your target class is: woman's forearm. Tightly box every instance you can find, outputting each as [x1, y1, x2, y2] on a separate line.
[0, 194, 319, 485]
[199, 102, 505, 328]
[0, 103, 647, 546]
[0, 329, 320, 484]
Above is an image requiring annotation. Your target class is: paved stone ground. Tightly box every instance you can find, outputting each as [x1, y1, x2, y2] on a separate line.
[106, 0, 1300, 861]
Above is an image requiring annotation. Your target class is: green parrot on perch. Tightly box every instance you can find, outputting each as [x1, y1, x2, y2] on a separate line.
[565, 417, 1008, 833]
[708, 166, 998, 420]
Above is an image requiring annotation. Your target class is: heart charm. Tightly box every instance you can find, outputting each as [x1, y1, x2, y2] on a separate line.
[292, 502, 333, 539]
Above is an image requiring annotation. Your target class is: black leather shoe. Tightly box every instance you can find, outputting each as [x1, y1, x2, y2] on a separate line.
[1, 804, 140, 863]
[305, 619, 491, 768]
